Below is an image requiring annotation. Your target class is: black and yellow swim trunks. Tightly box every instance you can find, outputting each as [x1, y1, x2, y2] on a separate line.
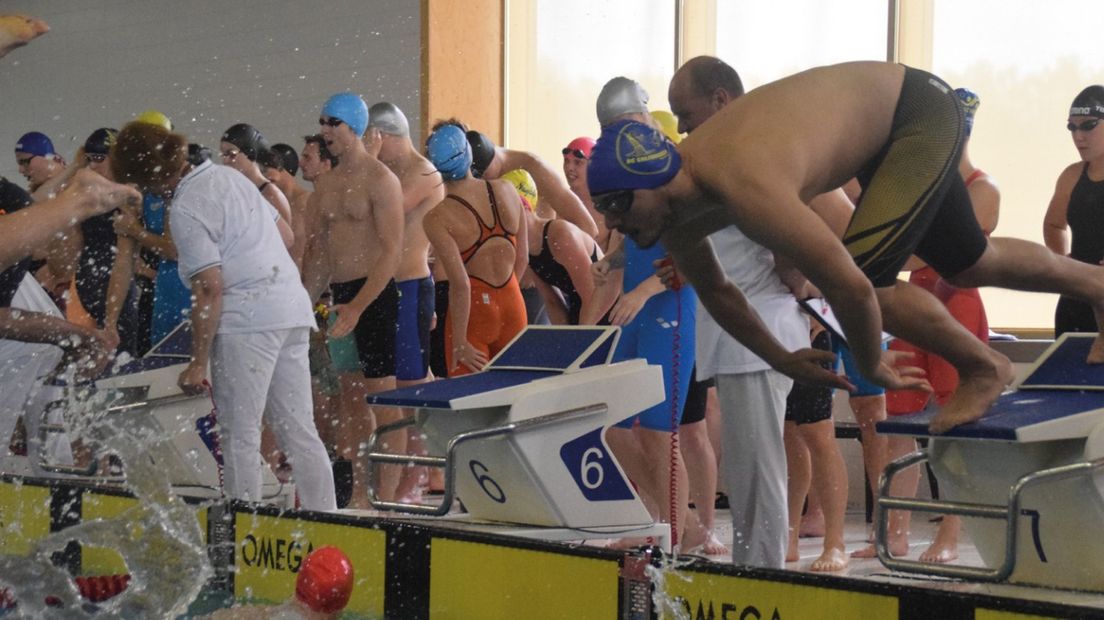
[844, 66, 988, 287]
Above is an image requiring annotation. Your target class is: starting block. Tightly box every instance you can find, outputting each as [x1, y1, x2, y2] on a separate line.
[875, 333, 1104, 590]
[364, 326, 671, 551]
[35, 323, 292, 506]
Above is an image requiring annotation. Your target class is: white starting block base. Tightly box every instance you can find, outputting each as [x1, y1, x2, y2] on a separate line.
[877, 333, 1104, 591]
[367, 326, 669, 543]
[26, 323, 292, 507]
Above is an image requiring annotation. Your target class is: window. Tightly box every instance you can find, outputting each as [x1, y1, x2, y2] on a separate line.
[506, 0, 677, 163]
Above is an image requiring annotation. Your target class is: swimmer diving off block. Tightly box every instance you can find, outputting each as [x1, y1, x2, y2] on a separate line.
[587, 61, 1104, 434]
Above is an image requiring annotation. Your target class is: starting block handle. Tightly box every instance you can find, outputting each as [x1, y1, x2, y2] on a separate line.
[876, 451, 1104, 582]
[364, 403, 608, 515]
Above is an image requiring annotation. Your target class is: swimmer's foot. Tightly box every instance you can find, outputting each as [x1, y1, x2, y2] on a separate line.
[919, 539, 959, 564]
[684, 531, 729, 556]
[850, 533, 908, 559]
[928, 351, 1014, 434]
[809, 546, 848, 572]
[920, 515, 960, 563]
[1089, 333, 1104, 364]
[799, 510, 825, 538]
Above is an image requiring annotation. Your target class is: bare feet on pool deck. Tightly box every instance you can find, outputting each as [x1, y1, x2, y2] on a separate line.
[684, 531, 729, 556]
[928, 351, 1014, 434]
[1089, 333, 1104, 364]
[810, 547, 848, 572]
[850, 534, 908, 560]
[919, 539, 959, 563]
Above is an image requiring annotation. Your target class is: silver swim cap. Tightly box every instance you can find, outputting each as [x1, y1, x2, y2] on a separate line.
[368, 102, 410, 137]
[596, 77, 650, 127]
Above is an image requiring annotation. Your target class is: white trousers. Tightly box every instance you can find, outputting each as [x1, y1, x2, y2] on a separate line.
[0, 274, 71, 473]
[715, 369, 792, 569]
[210, 327, 336, 511]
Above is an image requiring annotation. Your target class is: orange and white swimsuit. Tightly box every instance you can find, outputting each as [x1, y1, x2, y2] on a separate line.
[444, 182, 526, 376]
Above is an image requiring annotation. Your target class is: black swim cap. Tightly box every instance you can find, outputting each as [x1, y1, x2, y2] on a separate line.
[262, 143, 299, 177]
[466, 130, 496, 178]
[1070, 85, 1104, 119]
[187, 143, 212, 166]
[221, 123, 270, 161]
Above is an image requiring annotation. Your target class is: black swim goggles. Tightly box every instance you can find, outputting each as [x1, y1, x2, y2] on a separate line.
[593, 190, 634, 215]
[1068, 119, 1102, 132]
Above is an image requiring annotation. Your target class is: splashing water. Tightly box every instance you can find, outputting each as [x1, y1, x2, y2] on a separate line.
[0, 378, 213, 618]
[645, 550, 713, 620]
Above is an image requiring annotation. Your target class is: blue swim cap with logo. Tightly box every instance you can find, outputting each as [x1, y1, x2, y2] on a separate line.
[587, 119, 681, 196]
[426, 124, 472, 181]
[321, 92, 369, 137]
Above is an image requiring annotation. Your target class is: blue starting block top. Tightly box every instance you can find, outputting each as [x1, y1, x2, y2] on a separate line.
[1018, 333, 1104, 391]
[103, 321, 192, 378]
[368, 370, 559, 409]
[877, 390, 1104, 441]
[879, 332, 1104, 441]
[368, 326, 621, 409]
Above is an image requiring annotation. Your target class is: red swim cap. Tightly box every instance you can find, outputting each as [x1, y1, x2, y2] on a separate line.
[562, 136, 596, 160]
[295, 546, 354, 614]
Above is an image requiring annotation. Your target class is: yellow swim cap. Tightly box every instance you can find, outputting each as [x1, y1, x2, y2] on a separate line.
[135, 109, 172, 131]
[501, 168, 538, 212]
[650, 110, 681, 144]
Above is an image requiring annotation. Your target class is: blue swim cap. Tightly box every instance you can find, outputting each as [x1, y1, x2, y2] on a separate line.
[587, 119, 681, 195]
[955, 88, 980, 136]
[15, 131, 54, 156]
[426, 125, 472, 181]
[321, 92, 369, 137]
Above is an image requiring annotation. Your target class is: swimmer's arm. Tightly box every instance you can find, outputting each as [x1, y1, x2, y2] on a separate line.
[581, 262, 622, 325]
[808, 189, 854, 239]
[1043, 164, 1079, 256]
[0, 307, 96, 347]
[276, 215, 294, 250]
[527, 155, 598, 237]
[424, 209, 476, 369]
[119, 201, 178, 259]
[0, 169, 140, 271]
[512, 193, 529, 282]
[301, 191, 332, 302]
[549, 222, 611, 323]
[720, 186, 884, 380]
[103, 235, 137, 345]
[288, 194, 310, 272]
[532, 275, 569, 325]
[262, 184, 293, 225]
[665, 236, 852, 389]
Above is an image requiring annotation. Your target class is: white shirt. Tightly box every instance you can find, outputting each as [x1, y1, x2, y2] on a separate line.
[695, 226, 810, 378]
[171, 161, 313, 334]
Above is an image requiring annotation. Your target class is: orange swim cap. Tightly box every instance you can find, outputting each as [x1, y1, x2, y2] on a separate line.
[295, 546, 354, 614]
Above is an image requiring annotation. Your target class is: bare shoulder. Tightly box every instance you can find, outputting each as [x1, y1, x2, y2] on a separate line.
[1057, 161, 1084, 186]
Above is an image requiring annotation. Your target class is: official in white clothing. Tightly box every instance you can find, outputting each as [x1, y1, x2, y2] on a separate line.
[110, 122, 336, 511]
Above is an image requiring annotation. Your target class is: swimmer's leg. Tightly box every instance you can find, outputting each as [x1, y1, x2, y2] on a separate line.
[948, 237, 1104, 364]
[875, 280, 1012, 434]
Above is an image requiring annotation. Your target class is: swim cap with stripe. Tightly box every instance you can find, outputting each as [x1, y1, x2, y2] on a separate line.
[426, 124, 472, 181]
[368, 102, 410, 137]
[1070, 85, 1104, 119]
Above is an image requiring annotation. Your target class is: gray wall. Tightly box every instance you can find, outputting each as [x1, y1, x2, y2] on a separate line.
[0, 0, 422, 183]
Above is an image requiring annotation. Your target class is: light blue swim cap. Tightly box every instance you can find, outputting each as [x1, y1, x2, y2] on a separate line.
[321, 92, 369, 137]
[426, 124, 472, 181]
